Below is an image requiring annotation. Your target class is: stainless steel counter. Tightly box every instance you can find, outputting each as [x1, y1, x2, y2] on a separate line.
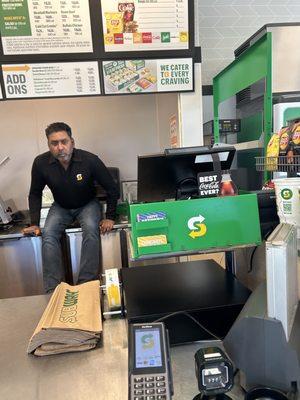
[0, 222, 131, 299]
[0, 221, 131, 240]
[0, 222, 29, 240]
[0, 295, 129, 400]
[0, 295, 243, 400]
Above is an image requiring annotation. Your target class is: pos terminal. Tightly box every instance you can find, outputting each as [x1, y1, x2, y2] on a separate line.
[128, 322, 173, 400]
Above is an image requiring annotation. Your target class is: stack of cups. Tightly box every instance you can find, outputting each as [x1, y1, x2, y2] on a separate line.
[273, 178, 300, 239]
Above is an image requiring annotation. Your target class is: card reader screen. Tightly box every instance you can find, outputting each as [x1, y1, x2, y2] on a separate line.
[135, 328, 162, 369]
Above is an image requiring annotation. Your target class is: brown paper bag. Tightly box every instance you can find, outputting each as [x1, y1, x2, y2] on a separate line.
[27, 280, 102, 356]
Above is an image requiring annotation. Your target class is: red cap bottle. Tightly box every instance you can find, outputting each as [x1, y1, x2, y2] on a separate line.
[220, 172, 237, 196]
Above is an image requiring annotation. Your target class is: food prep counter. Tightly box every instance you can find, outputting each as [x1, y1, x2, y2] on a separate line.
[0, 294, 243, 400]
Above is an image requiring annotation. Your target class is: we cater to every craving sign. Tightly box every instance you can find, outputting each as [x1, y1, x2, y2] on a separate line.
[157, 58, 193, 91]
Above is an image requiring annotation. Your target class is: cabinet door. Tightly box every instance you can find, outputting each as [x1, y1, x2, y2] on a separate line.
[0, 237, 44, 299]
[66, 231, 122, 283]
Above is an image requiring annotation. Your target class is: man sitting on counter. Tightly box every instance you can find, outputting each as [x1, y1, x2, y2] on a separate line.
[23, 122, 119, 293]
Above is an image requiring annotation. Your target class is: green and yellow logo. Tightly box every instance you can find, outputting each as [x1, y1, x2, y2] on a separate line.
[141, 334, 155, 349]
[281, 188, 293, 200]
[59, 289, 79, 323]
[188, 215, 207, 239]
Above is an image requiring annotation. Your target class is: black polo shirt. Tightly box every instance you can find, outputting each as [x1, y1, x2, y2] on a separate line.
[29, 148, 119, 225]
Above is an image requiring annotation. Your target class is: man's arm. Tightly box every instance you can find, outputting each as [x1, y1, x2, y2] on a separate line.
[23, 158, 45, 236]
[92, 156, 120, 232]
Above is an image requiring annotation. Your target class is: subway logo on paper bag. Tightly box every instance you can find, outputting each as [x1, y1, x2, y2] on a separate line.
[59, 289, 79, 323]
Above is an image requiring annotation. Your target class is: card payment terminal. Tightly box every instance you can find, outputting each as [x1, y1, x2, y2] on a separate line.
[128, 322, 173, 400]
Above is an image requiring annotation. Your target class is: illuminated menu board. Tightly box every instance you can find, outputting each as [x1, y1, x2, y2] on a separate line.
[102, 58, 193, 94]
[100, 0, 189, 52]
[2, 61, 100, 98]
[0, 0, 93, 55]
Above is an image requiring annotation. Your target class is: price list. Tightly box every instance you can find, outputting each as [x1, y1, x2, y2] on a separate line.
[0, 0, 93, 55]
[101, 0, 189, 52]
[137, 0, 187, 32]
[73, 64, 98, 94]
[2, 61, 101, 98]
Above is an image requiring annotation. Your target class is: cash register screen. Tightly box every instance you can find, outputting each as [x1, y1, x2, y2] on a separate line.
[137, 146, 235, 202]
[135, 328, 162, 368]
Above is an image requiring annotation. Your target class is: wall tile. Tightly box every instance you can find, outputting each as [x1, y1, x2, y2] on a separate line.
[251, 5, 275, 16]
[233, 16, 259, 27]
[250, 0, 272, 5]
[215, 0, 235, 5]
[286, 5, 300, 15]
[197, 1, 300, 84]
[217, 16, 243, 27]
[287, 0, 300, 5]
[199, 16, 222, 28]
[214, 5, 239, 16]
[270, 0, 290, 3]
[233, 0, 253, 5]
[198, 6, 220, 16]
[267, 6, 292, 17]
[215, 26, 239, 37]
[198, 0, 217, 6]
[199, 27, 223, 39]
[231, 5, 258, 16]
[200, 38, 223, 49]
[215, 48, 236, 58]
[233, 26, 260, 37]
[251, 16, 278, 27]
[203, 48, 224, 59]
[271, 16, 293, 23]
[217, 37, 242, 49]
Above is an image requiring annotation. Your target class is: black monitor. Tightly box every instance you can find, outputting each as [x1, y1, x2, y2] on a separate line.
[137, 146, 235, 202]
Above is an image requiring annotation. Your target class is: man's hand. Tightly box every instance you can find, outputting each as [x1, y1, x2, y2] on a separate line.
[22, 225, 41, 236]
[99, 219, 114, 234]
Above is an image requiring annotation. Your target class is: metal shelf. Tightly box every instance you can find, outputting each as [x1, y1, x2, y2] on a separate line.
[234, 139, 263, 151]
[255, 155, 300, 172]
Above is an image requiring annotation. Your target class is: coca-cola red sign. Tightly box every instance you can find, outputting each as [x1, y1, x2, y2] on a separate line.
[197, 172, 221, 198]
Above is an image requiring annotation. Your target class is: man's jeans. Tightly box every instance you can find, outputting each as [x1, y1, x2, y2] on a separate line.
[42, 199, 101, 293]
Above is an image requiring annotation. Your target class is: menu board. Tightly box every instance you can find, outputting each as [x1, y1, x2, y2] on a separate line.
[101, 0, 189, 52]
[0, 0, 93, 55]
[2, 61, 100, 98]
[103, 58, 193, 94]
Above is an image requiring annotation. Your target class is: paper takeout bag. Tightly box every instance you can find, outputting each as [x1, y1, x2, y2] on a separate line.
[27, 280, 102, 356]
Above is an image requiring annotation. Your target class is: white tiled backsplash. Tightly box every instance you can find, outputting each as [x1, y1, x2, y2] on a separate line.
[196, 0, 300, 84]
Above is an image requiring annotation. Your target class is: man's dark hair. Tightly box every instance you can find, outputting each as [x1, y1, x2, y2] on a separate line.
[45, 122, 72, 138]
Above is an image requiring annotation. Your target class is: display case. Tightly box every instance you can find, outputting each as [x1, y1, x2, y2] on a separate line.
[213, 24, 300, 182]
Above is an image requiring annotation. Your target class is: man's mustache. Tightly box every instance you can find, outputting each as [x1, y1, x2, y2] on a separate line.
[55, 153, 70, 159]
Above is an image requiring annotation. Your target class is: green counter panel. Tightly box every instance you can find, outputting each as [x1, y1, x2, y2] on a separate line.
[130, 194, 261, 258]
